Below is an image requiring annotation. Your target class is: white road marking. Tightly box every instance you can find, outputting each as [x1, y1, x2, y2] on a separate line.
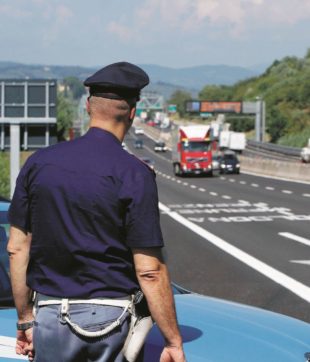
[190, 185, 197, 189]
[199, 188, 206, 192]
[210, 192, 218, 196]
[177, 180, 182, 183]
[222, 195, 232, 199]
[282, 190, 293, 194]
[303, 194, 310, 197]
[290, 260, 310, 265]
[220, 177, 226, 180]
[266, 187, 275, 191]
[251, 183, 259, 187]
[159, 202, 310, 303]
[229, 179, 236, 182]
[183, 182, 188, 186]
[240, 181, 246, 184]
[188, 217, 205, 223]
[279, 232, 310, 247]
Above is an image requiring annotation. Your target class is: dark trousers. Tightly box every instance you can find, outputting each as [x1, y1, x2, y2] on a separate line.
[33, 303, 130, 362]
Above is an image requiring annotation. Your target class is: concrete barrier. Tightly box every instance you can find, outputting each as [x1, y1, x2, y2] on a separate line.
[135, 122, 310, 183]
[239, 155, 310, 182]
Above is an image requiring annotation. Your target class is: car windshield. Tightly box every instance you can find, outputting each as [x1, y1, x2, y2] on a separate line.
[156, 142, 165, 147]
[182, 141, 211, 152]
[0, 206, 13, 307]
[224, 154, 237, 160]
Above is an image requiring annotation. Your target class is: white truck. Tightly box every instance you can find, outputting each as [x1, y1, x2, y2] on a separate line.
[219, 131, 246, 153]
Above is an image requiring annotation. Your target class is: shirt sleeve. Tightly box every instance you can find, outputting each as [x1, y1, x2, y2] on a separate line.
[120, 166, 164, 248]
[8, 157, 33, 233]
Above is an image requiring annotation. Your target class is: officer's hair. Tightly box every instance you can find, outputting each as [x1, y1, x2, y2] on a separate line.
[89, 96, 135, 122]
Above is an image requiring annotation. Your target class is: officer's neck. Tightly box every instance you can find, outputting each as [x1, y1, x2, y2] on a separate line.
[89, 118, 127, 142]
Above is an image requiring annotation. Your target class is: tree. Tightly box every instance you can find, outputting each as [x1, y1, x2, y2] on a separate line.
[267, 108, 287, 142]
[63, 77, 86, 100]
[168, 90, 192, 118]
[199, 85, 233, 101]
[56, 92, 75, 141]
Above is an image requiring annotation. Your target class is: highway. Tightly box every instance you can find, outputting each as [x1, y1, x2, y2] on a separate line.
[125, 129, 310, 323]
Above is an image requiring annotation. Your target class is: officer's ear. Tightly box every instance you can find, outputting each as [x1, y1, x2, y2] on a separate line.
[86, 96, 91, 115]
[129, 106, 136, 123]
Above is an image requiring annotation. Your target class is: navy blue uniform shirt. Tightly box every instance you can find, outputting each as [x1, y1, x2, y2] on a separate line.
[9, 127, 164, 298]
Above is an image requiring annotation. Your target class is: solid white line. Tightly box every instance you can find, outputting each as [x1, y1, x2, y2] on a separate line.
[282, 190, 293, 194]
[242, 170, 310, 185]
[279, 232, 310, 247]
[159, 202, 310, 303]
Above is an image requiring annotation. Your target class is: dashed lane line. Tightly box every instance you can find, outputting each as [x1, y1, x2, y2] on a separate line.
[302, 194, 310, 197]
[199, 188, 206, 192]
[222, 195, 232, 200]
[251, 183, 259, 187]
[190, 185, 197, 189]
[210, 192, 218, 196]
[266, 186, 275, 191]
[159, 202, 310, 303]
[282, 190, 293, 194]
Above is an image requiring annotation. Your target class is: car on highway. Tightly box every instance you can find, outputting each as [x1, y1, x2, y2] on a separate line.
[134, 139, 144, 149]
[219, 151, 240, 174]
[1, 201, 310, 362]
[154, 141, 167, 152]
[134, 127, 144, 135]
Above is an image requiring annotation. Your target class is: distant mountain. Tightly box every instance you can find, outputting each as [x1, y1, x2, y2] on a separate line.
[140, 64, 259, 89]
[0, 61, 260, 99]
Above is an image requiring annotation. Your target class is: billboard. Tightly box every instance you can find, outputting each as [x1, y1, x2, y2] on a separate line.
[185, 101, 200, 112]
[200, 101, 242, 113]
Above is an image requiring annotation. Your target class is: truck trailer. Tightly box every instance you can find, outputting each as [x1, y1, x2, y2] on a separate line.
[172, 125, 213, 176]
[219, 131, 246, 153]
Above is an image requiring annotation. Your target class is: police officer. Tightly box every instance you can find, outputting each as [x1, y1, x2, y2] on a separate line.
[7, 62, 186, 362]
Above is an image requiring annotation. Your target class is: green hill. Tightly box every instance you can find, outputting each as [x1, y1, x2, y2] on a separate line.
[199, 50, 310, 147]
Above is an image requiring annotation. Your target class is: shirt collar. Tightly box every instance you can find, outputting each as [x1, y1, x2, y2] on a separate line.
[86, 127, 122, 146]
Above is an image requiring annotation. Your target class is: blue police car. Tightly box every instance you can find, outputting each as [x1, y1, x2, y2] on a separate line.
[0, 201, 310, 361]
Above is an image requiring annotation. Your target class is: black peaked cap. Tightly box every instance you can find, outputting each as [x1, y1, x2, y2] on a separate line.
[84, 62, 149, 100]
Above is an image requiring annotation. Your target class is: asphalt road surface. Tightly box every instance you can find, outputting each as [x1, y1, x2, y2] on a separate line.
[125, 130, 310, 323]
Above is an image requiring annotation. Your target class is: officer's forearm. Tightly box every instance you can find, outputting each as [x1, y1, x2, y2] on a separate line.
[133, 249, 183, 348]
[8, 229, 33, 322]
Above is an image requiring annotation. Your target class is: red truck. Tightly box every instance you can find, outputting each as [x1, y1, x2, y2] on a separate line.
[172, 125, 213, 176]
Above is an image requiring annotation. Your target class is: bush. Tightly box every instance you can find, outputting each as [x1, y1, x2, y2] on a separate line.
[0, 153, 10, 198]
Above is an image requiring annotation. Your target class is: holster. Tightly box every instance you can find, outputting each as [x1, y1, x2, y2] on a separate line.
[122, 291, 154, 362]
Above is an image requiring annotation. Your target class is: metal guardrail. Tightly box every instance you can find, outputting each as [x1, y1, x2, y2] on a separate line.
[247, 140, 301, 157]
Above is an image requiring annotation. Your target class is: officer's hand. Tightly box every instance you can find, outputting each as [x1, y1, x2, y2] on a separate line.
[160, 346, 186, 362]
[16, 329, 34, 361]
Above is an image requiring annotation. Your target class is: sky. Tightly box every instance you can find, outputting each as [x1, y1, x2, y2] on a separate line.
[0, 0, 310, 69]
